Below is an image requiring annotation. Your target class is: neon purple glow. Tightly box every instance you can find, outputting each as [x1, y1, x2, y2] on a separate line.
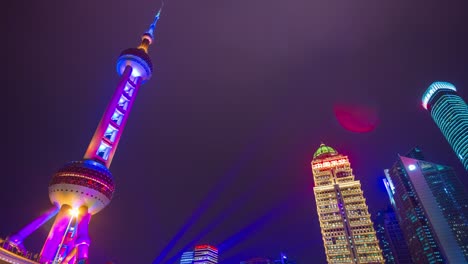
[3, 5, 161, 262]
[40, 205, 73, 263]
[7, 206, 59, 248]
[84, 66, 137, 167]
[75, 207, 91, 261]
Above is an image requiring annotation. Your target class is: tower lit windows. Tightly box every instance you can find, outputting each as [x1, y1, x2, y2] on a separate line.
[386, 149, 468, 262]
[193, 244, 218, 264]
[1, 3, 163, 263]
[311, 144, 384, 264]
[97, 141, 112, 160]
[111, 110, 124, 126]
[104, 124, 119, 142]
[422, 81, 468, 171]
[124, 83, 135, 97]
[118, 95, 130, 111]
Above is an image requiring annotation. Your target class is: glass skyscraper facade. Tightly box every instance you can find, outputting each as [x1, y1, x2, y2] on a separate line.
[422, 81, 468, 170]
[386, 149, 468, 263]
[374, 207, 411, 264]
[312, 144, 384, 263]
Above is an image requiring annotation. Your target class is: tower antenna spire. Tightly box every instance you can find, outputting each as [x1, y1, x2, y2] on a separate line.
[139, 1, 164, 53]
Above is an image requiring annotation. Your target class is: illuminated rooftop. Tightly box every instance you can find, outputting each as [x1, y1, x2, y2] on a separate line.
[313, 143, 338, 159]
[422, 81, 457, 110]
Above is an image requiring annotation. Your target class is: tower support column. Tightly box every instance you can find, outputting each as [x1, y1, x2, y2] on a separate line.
[75, 206, 91, 263]
[40, 204, 72, 263]
[5, 206, 59, 252]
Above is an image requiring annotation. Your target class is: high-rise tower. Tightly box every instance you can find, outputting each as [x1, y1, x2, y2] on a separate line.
[373, 207, 411, 264]
[312, 144, 383, 264]
[180, 251, 194, 264]
[193, 244, 218, 264]
[385, 148, 468, 263]
[422, 81, 468, 170]
[1, 4, 164, 263]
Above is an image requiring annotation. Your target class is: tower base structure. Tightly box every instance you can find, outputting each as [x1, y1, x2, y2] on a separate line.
[1, 159, 113, 263]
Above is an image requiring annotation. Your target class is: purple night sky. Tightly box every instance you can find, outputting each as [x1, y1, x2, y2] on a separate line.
[2, 0, 468, 263]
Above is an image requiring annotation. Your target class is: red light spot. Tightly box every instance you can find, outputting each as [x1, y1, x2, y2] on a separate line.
[333, 103, 379, 133]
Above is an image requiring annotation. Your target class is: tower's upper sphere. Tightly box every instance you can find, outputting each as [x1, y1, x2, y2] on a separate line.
[422, 81, 457, 110]
[49, 160, 115, 215]
[313, 143, 339, 160]
[116, 48, 153, 81]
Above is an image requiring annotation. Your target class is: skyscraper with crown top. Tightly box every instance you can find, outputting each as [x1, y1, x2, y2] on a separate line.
[0, 3, 164, 263]
[311, 144, 383, 263]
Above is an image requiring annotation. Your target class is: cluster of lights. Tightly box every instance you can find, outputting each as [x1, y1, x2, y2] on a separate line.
[69, 208, 79, 217]
[313, 159, 348, 169]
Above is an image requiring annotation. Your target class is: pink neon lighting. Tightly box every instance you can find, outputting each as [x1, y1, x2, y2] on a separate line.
[84, 66, 143, 167]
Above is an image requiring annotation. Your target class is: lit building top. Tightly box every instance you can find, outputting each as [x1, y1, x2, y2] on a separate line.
[83, 4, 164, 168]
[421, 81, 468, 171]
[313, 143, 338, 159]
[193, 244, 218, 264]
[422, 81, 457, 110]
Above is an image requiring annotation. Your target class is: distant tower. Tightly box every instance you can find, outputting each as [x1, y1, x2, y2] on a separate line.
[311, 143, 384, 264]
[2, 4, 164, 263]
[193, 244, 218, 264]
[386, 148, 468, 263]
[180, 251, 194, 264]
[422, 81, 468, 170]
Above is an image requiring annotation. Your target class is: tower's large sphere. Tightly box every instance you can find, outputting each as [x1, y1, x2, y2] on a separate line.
[48, 160, 115, 215]
[116, 48, 153, 81]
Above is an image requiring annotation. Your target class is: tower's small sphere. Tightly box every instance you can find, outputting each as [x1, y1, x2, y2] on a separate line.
[116, 48, 153, 81]
[48, 160, 115, 215]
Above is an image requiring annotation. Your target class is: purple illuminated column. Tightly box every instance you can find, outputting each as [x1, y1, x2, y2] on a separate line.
[75, 206, 91, 263]
[40, 205, 73, 263]
[62, 247, 77, 264]
[84, 66, 142, 167]
[6, 206, 59, 250]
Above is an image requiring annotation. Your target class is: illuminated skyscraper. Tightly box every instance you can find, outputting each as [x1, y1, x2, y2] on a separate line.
[1, 4, 164, 263]
[422, 81, 468, 170]
[373, 207, 411, 264]
[312, 144, 383, 264]
[386, 149, 468, 263]
[180, 251, 194, 264]
[193, 244, 218, 264]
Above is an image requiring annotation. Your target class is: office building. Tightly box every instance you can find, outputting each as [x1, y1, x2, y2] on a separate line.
[312, 144, 384, 263]
[422, 81, 468, 170]
[386, 149, 468, 262]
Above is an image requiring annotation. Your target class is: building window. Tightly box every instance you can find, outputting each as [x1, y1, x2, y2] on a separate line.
[118, 95, 129, 111]
[111, 109, 124, 126]
[96, 141, 112, 160]
[124, 83, 135, 97]
[104, 124, 119, 143]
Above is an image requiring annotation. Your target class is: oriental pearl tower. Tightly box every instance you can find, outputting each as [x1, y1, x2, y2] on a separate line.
[1, 4, 163, 264]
